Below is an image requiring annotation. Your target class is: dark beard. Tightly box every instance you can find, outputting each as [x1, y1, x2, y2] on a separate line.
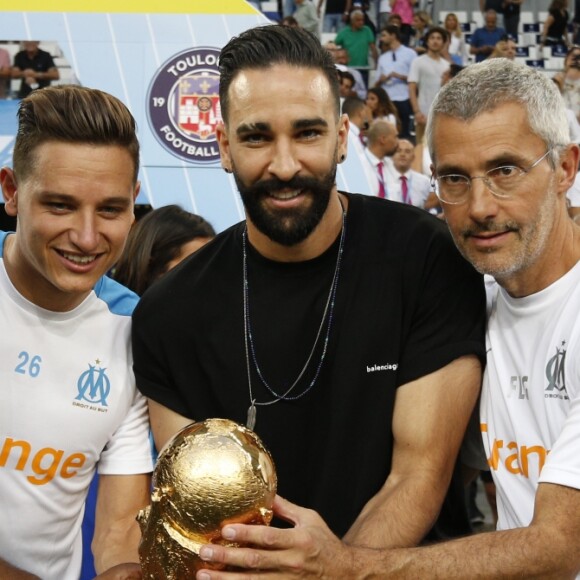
[233, 165, 337, 246]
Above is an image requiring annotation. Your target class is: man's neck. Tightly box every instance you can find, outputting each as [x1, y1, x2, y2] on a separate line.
[390, 40, 401, 51]
[368, 145, 384, 161]
[394, 165, 411, 176]
[427, 49, 441, 60]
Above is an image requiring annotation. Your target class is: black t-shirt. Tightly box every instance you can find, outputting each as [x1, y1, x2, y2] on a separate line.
[325, 0, 348, 15]
[484, 0, 504, 13]
[547, 9, 569, 40]
[14, 48, 56, 98]
[133, 193, 486, 537]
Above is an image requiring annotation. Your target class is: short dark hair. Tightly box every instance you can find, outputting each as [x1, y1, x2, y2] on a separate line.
[340, 70, 356, 87]
[14, 85, 139, 183]
[112, 205, 215, 295]
[382, 25, 401, 40]
[341, 95, 366, 118]
[425, 26, 449, 44]
[218, 25, 340, 122]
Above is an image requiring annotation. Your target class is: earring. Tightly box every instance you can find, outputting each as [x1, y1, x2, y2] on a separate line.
[224, 167, 232, 174]
[340, 154, 346, 163]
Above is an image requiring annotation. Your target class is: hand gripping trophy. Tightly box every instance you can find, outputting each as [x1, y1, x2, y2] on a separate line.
[137, 418, 277, 578]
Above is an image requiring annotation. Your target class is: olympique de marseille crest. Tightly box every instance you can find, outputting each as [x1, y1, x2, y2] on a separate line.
[147, 47, 222, 164]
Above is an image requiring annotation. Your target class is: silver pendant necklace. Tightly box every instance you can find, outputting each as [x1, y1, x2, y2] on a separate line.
[243, 206, 347, 430]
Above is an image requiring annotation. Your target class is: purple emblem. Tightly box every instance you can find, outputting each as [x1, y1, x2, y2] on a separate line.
[147, 47, 222, 164]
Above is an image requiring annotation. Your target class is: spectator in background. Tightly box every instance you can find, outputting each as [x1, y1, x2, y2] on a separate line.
[12, 41, 59, 99]
[540, 0, 569, 50]
[502, 0, 523, 40]
[409, 10, 431, 53]
[363, 119, 399, 198]
[470, 10, 506, 62]
[480, 0, 505, 27]
[338, 69, 357, 98]
[293, 0, 320, 37]
[505, 36, 518, 58]
[366, 86, 401, 132]
[553, 45, 580, 122]
[574, 0, 580, 44]
[390, 0, 416, 45]
[440, 62, 465, 87]
[0, 47, 10, 99]
[444, 12, 468, 65]
[281, 14, 300, 27]
[376, 24, 417, 139]
[408, 26, 449, 143]
[335, 9, 378, 86]
[328, 44, 368, 98]
[282, 0, 296, 18]
[317, 0, 351, 33]
[490, 38, 509, 57]
[342, 94, 372, 145]
[378, 0, 392, 28]
[112, 205, 215, 296]
[384, 138, 435, 208]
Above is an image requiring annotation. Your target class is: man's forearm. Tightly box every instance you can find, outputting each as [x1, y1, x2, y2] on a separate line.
[349, 524, 577, 579]
[0, 558, 40, 579]
[343, 471, 445, 549]
[93, 515, 142, 573]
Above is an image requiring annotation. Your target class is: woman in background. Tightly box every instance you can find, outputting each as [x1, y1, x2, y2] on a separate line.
[540, 0, 569, 49]
[113, 204, 215, 295]
[444, 12, 468, 65]
[366, 86, 401, 132]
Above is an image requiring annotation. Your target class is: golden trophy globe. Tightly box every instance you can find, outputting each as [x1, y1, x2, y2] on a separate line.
[137, 418, 277, 579]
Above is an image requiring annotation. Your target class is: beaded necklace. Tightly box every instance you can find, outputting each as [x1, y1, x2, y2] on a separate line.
[243, 206, 347, 430]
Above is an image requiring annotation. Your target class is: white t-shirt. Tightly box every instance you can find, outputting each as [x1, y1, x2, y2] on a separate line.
[482, 261, 580, 531]
[407, 53, 449, 117]
[0, 232, 153, 580]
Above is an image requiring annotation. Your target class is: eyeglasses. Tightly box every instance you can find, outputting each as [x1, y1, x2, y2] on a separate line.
[431, 150, 553, 205]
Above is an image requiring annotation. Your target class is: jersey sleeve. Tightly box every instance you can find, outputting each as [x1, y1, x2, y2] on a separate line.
[97, 388, 154, 474]
[396, 219, 487, 387]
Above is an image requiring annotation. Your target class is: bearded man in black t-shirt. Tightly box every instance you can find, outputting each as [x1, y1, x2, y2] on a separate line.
[132, 24, 486, 577]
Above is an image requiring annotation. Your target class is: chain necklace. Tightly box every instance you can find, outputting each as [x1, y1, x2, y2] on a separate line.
[243, 206, 347, 431]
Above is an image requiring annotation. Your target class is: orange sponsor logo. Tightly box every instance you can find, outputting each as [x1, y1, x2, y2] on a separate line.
[0, 437, 86, 485]
[481, 423, 549, 478]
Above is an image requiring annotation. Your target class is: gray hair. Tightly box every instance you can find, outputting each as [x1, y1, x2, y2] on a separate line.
[426, 59, 570, 167]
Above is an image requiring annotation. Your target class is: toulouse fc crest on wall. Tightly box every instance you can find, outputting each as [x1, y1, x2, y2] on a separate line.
[147, 47, 222, 164]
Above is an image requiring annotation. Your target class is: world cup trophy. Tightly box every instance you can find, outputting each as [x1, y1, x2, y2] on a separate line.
[137, 418, 277, 578]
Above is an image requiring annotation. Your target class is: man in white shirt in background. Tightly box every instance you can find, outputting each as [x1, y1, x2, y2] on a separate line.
[363, 119, 399, 197]
[385, 138, 437, 209]
[408, 26, 450, 144]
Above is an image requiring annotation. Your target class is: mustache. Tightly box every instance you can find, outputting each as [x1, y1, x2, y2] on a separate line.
[240, 175, 333, 197]
[462, 221, 519, 237]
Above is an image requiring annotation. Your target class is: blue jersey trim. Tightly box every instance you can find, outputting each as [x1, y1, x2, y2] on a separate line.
[0, 231, 10, 257]
[94, 276, 139, 316]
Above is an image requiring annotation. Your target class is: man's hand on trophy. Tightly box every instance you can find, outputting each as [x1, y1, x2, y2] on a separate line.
[196, 496, 357, 579]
